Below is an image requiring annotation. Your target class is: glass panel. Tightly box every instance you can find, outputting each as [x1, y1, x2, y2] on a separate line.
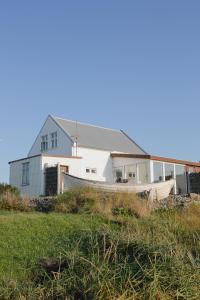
[165, 164, 174, 181]
[138, 162, 149, 184]
[153, 162, 163, 182]
[125, 165, 137, 183]
[41, 135, 48, 151]
[22, 162, 29, 185]
[114, 168, 123, 183]
[51, 132, 58, 148]
[176, 165, 187, 194]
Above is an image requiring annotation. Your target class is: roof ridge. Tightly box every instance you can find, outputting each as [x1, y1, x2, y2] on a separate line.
[51, 115, 121, 133]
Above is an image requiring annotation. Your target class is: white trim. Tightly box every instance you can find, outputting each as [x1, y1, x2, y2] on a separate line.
[163, 162, 166, 182]
[150, 160, 154, 183]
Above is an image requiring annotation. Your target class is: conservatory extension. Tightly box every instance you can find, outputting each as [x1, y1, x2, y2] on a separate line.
[111, 153, 200, 194]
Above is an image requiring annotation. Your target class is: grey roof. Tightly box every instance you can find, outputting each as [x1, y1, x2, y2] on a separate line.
[52, 116, 147, 155]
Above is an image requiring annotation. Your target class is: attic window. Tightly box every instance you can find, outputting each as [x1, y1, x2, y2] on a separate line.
[41, 135, 48, 152]
[51, 132, 57, 148]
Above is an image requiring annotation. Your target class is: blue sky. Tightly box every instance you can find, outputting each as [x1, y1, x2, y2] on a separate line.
[0, 0, 200, 183]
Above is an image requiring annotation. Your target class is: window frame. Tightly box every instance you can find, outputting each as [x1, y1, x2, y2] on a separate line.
[41, 134, 48, 152]
[51, 131, 58, 149]
[22, 162, 30, 186]
[85, 168, 97, 175]
[91, 168, 97, 174]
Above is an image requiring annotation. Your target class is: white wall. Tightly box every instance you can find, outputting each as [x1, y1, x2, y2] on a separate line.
[9, 156, 42, 198]
[41, 155, 82, 195]
[10, 155, 83, 198]
[77, 147, 113, 182]
[28, 115, 73, 157]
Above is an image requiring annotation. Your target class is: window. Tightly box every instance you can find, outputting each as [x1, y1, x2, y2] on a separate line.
[138, 162, 149, 184]
[165, 164, 174, 181]
[125, 165, 137, 182]
[22, 162, 29, 185]
[128, 172, 135, 178]
[175, 165, 187, 194]
[153, 162, 163, 182]
[86, 168, 97, 174]
[115, 168, 123, 182]
[41, 135, 48, 152]
[51, 132, 57, 148]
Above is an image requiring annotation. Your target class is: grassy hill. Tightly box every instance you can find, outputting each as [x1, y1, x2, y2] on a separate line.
[0, 187, 200, 299]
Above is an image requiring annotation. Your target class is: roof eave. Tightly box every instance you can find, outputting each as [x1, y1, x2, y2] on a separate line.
[111, 153, 200, 167]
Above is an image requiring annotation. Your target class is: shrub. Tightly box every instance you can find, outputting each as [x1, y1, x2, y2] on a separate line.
[0, 184, 31, 212]
[0, 183, 20, 197]
[34, 198, 56, 213]
[55, 187, 95, 213]
[0, 190, 31, 211]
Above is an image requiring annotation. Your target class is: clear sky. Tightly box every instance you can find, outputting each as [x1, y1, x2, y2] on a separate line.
[0, 0, 200, 183]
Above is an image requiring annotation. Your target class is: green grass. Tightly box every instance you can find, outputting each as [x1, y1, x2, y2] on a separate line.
[0, 205, 200, 299]
[0, 212, 110, 282]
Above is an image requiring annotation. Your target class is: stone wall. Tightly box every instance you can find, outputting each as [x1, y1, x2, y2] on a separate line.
[189, 173, 200, 194]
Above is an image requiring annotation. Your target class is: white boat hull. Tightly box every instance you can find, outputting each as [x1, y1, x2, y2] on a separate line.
[63, 174, 175, 201]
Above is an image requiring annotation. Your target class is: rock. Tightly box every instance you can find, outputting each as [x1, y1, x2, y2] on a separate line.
[150, 194, 192, 210]
[38, 257, 68, 274]
[190, 193, 200, 201]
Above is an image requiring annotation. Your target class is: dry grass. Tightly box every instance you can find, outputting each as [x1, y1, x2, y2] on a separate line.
[55, 187, 151, 218]
[0, 191, 31, 211]
[176, 202, 200, 230]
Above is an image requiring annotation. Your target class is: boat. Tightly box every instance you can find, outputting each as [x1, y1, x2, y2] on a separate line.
[63, 173, 175, 201]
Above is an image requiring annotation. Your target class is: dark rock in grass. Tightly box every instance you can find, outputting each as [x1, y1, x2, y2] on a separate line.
[31, 198, 56, 213]
[33, 257, 68, 284]
[39, 257, 68, 274]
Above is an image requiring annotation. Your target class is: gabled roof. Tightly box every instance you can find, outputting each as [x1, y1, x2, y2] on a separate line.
[51, 115, 147, 155]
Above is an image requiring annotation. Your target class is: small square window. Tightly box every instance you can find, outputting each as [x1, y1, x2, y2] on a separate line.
[91, 169, 97, 174]
[86, 168, 90, 173]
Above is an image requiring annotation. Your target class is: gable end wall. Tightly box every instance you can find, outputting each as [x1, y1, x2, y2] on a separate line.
[28, 116, 73, 157]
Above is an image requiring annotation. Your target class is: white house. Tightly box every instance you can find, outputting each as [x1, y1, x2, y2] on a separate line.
[9, 115, 200, 198]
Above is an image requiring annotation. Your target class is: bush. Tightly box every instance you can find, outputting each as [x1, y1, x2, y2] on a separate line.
[34, 198, 56, 213]
[55, 187, 95, 213]
[0, 191, 31, 211]
[0, 183, 20, 197]
[0, 184, 31, 211]
[55, 187, 151, 218]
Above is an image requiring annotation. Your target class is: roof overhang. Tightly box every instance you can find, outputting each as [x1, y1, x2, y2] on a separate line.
[110, 153, 200, 168]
